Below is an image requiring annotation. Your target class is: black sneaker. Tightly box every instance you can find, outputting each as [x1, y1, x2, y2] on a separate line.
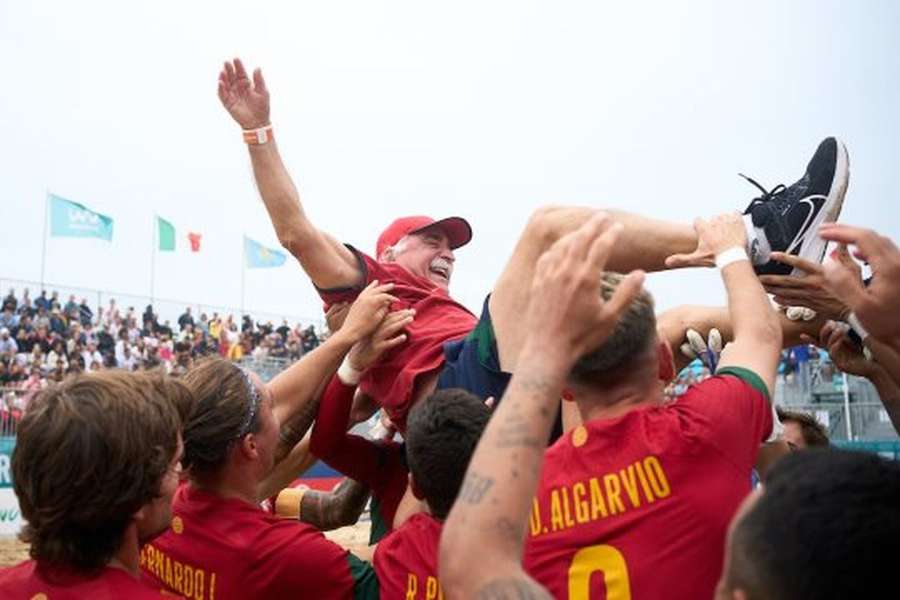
[742, 137, 849, 276]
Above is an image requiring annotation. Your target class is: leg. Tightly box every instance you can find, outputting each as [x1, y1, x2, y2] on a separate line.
[490, 206, 698, 371]
[657, 304, 827, 374]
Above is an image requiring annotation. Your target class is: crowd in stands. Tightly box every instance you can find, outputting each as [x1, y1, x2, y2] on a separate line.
[0, 287, 324, 419]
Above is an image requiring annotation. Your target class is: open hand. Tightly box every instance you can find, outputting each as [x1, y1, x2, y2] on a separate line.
[218, 58, 271, 130]
[818, 224, 900, 341]
[665, 213, 746, 268]
[758, 247, 853, 321]
[804, 320, 875, 379]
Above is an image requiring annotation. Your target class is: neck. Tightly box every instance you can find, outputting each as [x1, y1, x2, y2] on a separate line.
[107, 525, 142, 578]
[577, 378, 666, 423]
[191, 466, 260, 506]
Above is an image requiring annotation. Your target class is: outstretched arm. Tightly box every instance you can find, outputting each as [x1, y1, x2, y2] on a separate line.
[218, 58, 361, 289]
[695, 214, 782, 398]
[441, 215, 644, 599]
[268, 282, 397, 463]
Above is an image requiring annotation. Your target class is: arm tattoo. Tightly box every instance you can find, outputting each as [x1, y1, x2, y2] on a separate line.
[275, 394, 321, 463]
[458, 472, 495, 504]
[494, 410, 544, 449]
[300, 479, 371, 530]
[475, 577, 552, 600]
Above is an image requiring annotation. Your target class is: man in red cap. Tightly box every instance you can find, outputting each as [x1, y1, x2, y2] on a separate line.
[217, 58, 848, 435]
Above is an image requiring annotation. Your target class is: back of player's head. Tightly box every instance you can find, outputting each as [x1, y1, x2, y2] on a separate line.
[405, 388, 491, 520]
[13, 370, 183, 571]
[180, 357, 262, 478]
[569, 272, 657, 388]
[724, 449, 900, 600]
[775, 407, 829, 448]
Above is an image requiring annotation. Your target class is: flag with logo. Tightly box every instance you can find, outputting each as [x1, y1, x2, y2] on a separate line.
[244, 236, 286, 268]
[49, 194, 113, 241]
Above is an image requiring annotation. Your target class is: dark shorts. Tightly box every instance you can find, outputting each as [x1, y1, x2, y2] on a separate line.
[437, 296, 564, 442]
[437, 296, 511, 402]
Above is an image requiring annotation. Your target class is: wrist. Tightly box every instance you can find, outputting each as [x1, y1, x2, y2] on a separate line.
[715, 246, 749, 269]
[243, 123, 274, 145]
[519, 340, 573, 379]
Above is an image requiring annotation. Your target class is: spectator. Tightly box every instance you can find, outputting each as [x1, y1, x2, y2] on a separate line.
[199, 312, 210, 334]
[64, 294, 78, 316]
[82, 342, 103, 372]
[78, 297, 94, 326]
[178, 306, 194, 331]
[17, 296, 34, 319]
[0, 307, 18, 331]
[2, 289, 16, 312]
[34, 290, 49, 312]
[0, 328, 17, 359]
[46, 340, 68, 372]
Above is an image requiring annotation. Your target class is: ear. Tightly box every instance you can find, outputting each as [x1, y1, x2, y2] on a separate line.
[238, 434, 259, 461]
[658, 339, 675, 383]
[132, 504, 147, 524]
[380, 247, 395, 263]
[408, 473, 425, 501]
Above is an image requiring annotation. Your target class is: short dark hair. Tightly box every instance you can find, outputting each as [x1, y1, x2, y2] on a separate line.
[181, 357, 261, 478]
[405, 388, 491, 520]
[569, 272, 656, 387]
[13, 370, 182, 571]
[727, 449, 900, 599]
[776, 407, 829, 447]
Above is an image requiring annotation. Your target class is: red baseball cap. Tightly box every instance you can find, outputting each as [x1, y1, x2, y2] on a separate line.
[375, 215, 472, 259]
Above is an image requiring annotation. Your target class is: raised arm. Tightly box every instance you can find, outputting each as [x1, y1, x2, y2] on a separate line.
[440, 215, 644, 599]
[267, 281, 396, 463]
[218, 58, 361, 289]
[697, 214, 782, 398]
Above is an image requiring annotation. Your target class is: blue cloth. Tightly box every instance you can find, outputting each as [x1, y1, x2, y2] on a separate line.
[437, 296, 510, 403]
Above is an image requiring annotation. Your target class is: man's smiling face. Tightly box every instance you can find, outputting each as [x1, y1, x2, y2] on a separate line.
[391, 227, 456, 290]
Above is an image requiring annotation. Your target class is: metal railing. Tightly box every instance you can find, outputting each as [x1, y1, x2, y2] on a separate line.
[0, 388, 30, 437]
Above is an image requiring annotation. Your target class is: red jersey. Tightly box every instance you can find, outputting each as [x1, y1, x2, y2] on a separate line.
[141, 484, 378, 599]
[0, 560, 164, 599]
[318, 247, 476, 431]
[311, 375, 411, 543]
[373, 513, 444, 600]
[523, 370, 772, 600]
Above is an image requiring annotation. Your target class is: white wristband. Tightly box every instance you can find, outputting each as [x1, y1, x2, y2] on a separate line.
[715, 247, 750, 270]
[846, 312, 870, 341]
[337, 357, 363, 386]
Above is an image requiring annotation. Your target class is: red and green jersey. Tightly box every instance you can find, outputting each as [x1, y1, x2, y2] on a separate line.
[311, 375, 411, 544]
[523, 369, 772, 600]
[140, 483, 378, 599]
[317, 247, 476, 432]
[0, 561, 164, 599]
[373, 513, 445, 600]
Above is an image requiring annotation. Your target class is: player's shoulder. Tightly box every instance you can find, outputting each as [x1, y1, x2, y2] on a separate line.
[0, 559, 35, 587]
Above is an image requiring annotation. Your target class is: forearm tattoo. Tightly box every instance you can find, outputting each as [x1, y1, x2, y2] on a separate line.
[300, 479, 371, 530]
[275, 394, 321, 463]
[458, 472, 495, 505]
[475, 577, 553, 600]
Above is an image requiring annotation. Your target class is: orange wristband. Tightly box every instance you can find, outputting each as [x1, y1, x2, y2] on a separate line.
[243, 125, 274, 145]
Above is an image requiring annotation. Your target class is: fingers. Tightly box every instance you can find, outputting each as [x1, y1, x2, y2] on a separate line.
[375, 310, 415, 341]
[484, 396, 496, 409]
[233, 57, 248, 80]
[822, 259, 869, 313]
[253, 67, 267, 93]
[759, 274, 817, 290]
[664, 252, 715, 269]
[603, 270, 645, 320]
[585, 221, 623, 273]
[767, 252, 822, 275]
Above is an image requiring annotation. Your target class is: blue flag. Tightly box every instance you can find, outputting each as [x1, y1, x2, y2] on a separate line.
[244, 236, 286, 268]
[49, 193, 114, 241]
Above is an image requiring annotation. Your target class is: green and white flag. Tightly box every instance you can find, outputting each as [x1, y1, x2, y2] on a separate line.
[157, 216, 176, 251]
[49, 193, 113, 241]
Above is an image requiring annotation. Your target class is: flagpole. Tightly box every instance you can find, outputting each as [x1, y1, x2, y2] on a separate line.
[150, 214, 157, 306]
[240, 235, 247, 316]
[40, 191, 50, 290]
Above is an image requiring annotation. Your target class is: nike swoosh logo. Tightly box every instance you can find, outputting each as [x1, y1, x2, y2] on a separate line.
[785, 195, 825, 254]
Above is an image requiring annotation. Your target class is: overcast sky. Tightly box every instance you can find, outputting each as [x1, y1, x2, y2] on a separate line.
[1, 1, 897, 326]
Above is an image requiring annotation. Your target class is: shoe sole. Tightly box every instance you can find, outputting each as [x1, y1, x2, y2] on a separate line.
[791, 139, 849, 276]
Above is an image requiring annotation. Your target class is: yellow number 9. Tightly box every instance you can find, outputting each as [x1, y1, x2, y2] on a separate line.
[567, 544, 631, 600]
